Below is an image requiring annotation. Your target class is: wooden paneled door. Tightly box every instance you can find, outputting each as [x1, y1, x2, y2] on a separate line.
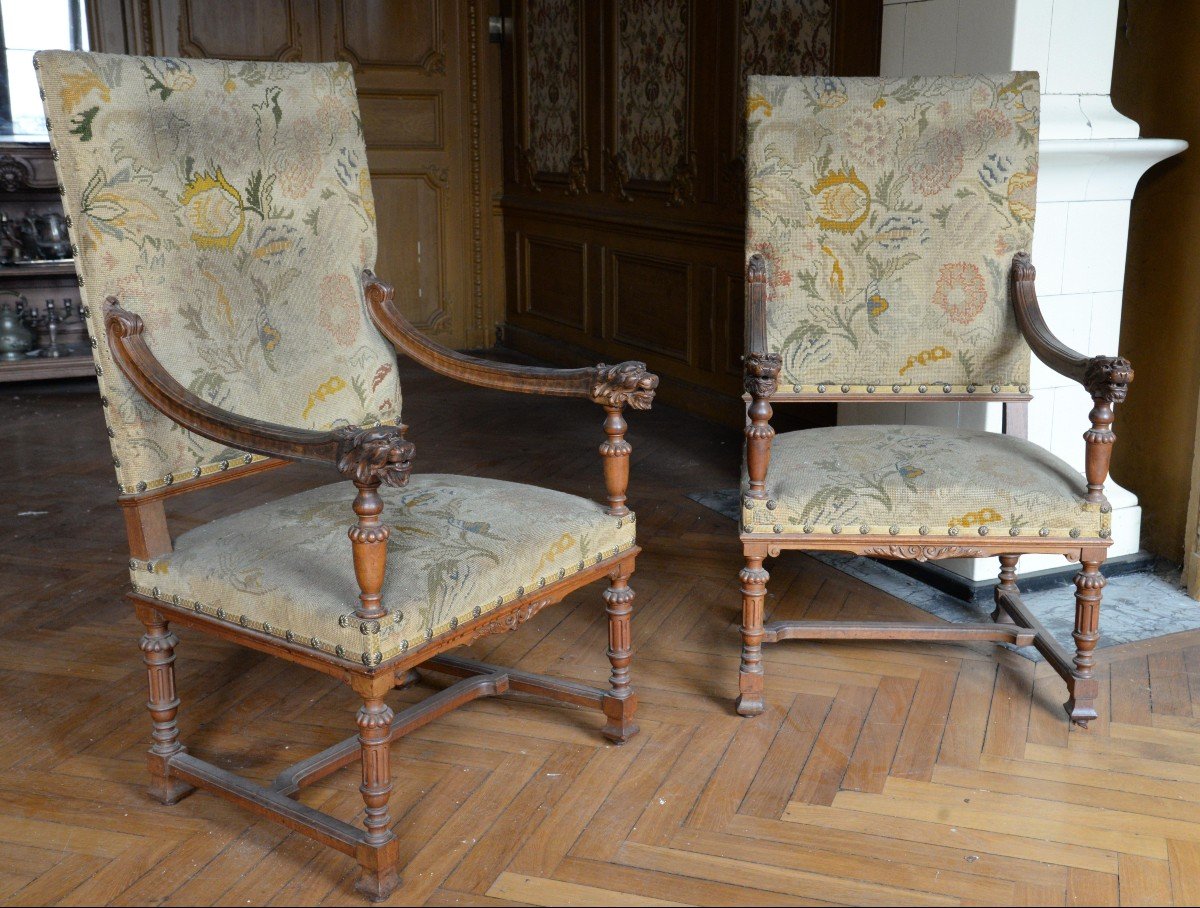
[87, 0, 506, 349]
[498, 0, 881, 420]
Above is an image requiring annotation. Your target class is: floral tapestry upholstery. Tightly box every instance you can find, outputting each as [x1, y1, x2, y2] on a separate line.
[36, 51, 400, 494]
[129, 474, 637, 666]
[618, 0, 689, 182]
[527, 0, 581, 174]
[745, 72, 1040, 394]
[742, 426, 1108, 541]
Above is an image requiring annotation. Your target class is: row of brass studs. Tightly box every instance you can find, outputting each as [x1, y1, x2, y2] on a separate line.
[749, 522, 1109, 539]
[803, 383, 1029, 395]
[118, 454, 257, 494]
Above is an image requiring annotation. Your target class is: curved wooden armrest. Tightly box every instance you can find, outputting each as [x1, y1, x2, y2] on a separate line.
[103, 298, 414, 486]
[1010, 253, 1134, 506]
[362, 271, 658, 410]
[1010, 252, 1133, 404]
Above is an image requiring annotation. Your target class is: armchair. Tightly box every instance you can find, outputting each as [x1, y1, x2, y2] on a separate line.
[39, 50, 656, 901]
[738, 72, 1131, 728]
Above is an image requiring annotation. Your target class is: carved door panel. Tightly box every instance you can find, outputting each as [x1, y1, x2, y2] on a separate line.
[91, 0, 504, 350]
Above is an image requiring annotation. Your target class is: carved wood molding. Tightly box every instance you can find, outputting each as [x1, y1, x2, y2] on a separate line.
[667, 152, 697, 207]
[606, 150, 632, 202]
[463, 597, 555, 642]
[566, 148, 589, 196]
[516, 146, 541, 192]
[467, 0, 485, 333]
[0, 154, 32, 192]
[859, 545, 990, 562]
[177, 0, 304, 61]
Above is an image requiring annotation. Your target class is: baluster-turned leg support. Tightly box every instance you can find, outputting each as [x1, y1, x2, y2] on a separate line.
[602, 559, 639, 743]
[600, 404, 632, 517]
[1066, 552, 1106, 727]
[736, 553, 769, 717]
[136, 602, 194, 805]
[349, 478, 389, 622]
[991, 554, 1020, 625]
[352, 672, 400, 901]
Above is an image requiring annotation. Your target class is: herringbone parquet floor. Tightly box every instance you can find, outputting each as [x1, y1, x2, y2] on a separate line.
[3, 363, 1199, 906]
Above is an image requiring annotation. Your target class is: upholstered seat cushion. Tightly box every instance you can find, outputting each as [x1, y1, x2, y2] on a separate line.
[741, 425, 1108, 541]
[131, 474, 636, 666]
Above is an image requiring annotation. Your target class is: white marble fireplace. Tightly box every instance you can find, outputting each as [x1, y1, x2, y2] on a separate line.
[838, 0, 1186, 584]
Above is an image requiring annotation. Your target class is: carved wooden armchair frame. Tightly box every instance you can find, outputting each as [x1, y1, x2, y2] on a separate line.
[106, 274, 657, 900]
[739, 250, 1132, 727]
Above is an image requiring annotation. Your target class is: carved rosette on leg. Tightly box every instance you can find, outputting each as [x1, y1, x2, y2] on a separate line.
[992, 554, 1020, 625]
[137, 604, 194, 805]
[1067, 558, 1106, 726]
[736, 555, 769, 717]
[601, 561, 639, 743]
[592, 361, 657, 517]
[743, 353, 781, 501]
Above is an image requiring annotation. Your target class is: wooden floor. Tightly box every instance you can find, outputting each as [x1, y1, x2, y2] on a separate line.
[3, 363, 1200, 906]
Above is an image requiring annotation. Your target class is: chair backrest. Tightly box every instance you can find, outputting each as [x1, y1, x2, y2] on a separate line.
[36, 51, 401, 494]
[745, 72, 1040, 397]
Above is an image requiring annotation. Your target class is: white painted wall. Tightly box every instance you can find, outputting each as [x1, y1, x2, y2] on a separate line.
[850, 0, 1185, 581]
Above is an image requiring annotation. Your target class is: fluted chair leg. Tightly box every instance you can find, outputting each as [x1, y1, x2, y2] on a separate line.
[137, 603, 194, 806]
[1066, 555, 1106, 727]
[352, 673, 400, 902]
[601, 561, 639, 744]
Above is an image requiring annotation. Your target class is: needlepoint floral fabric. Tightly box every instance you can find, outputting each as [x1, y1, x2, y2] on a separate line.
[745, 72, 1040, 394]
[36, 51, 400, 493]
[129, 474, 638, 665]
[742, 426, 1108, 541]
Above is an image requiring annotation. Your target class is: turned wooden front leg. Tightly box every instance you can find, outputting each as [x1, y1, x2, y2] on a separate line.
[736, 554, 769, 717]
[136, 603, 194, 805]
[1067, 554, 1106, 726]
[601, 560, 639, 743]
[352, 673, 400, 901]
[600, 405, 632, 517]
[991, 554, 1019, 625]
[350, 479, 389, 621]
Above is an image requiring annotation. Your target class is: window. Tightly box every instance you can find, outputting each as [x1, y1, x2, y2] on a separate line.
[0, 0, 88, 138]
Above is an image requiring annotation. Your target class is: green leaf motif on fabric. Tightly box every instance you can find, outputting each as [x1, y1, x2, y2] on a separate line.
[68, 105, 99, 141]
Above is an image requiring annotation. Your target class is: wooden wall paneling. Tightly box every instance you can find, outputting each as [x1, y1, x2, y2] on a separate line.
[500, 0, 880, 422]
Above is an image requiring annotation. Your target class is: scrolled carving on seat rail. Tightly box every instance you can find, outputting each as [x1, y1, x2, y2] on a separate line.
[464, 597, 555, 642]
[859, 544, 989, 562]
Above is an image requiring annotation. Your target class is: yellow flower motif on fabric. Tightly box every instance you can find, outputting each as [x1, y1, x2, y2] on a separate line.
[223, 78, 237, 93]
[746, 94, 772, 118]
[821, 245, 845, 295]
[812, 169, 870, 233]
[180, 169, 245, 250]
[1007, 170, 1037, 223]
[534, 532, 576, 576]
[948, 507, 1004, 529]
[872, 97, 886, 110]
[301, 376, 347, 419]
[898, 345, 952, 376]
[60, 71, 110, 112]
[358, 168, 375, 223]
[868, 292, 888, 317]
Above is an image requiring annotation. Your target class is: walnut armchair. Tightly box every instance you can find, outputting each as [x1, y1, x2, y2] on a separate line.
[39, 51, 656, 902]
[738, 72, 1130, 727]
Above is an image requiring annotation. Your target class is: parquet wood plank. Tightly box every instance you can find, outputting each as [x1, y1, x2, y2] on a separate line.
[1118, 855, 1173, 906]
